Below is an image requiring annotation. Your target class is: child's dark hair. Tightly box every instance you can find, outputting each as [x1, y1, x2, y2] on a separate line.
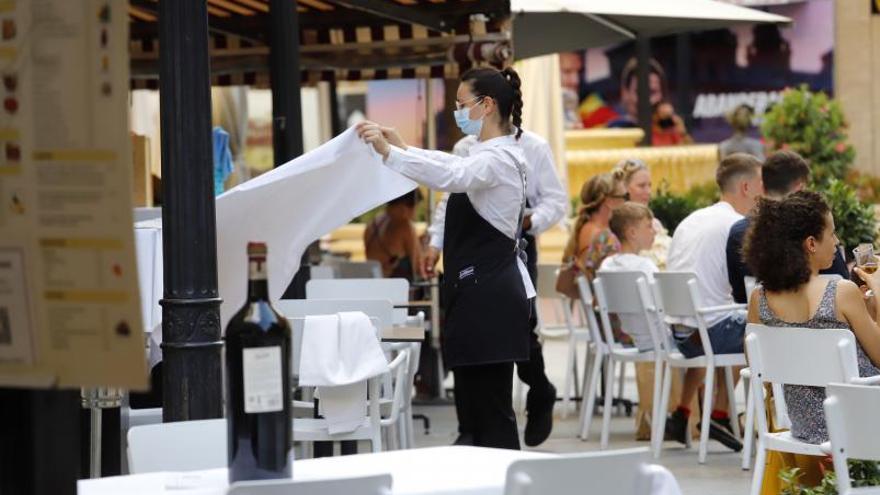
[460, 66, 523, 140]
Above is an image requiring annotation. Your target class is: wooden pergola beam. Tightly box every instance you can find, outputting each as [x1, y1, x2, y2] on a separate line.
[324, 0, 455, 32]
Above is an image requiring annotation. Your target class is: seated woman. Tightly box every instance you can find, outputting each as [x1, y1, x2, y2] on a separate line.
[562, 170, 627, 281]
[744, 191, 880, 444]
[614, 158, 671, 269]
[363, 189, 423, 280]
[598, 202, 661, 352]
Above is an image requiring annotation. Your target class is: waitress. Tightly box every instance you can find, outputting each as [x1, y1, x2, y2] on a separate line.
[357, 67, 534, 450]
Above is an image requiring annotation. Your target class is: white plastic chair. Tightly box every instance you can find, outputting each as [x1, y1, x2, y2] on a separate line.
[745, 324, 880, 495]
[306, 278, 409, 325]
[287, 317, 387, 454]
[310, 265, 337, 280]
[650, 272, 746, 464]
[322, 260, 383, 279]
[127, 419, 227, 473]
[591, 271, 665, 453]
[574, 275, 611, 441]
[504, 447, 655, 495]
[823, 383, 880, 495]
[304, 278, 420, 446]
[228, 474, 392, 495]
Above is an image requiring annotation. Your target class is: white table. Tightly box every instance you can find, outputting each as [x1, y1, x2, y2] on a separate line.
[78, 446, 550, 495]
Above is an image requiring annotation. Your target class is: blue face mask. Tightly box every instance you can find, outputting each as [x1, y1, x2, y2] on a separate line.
[454, 97, 484, 136]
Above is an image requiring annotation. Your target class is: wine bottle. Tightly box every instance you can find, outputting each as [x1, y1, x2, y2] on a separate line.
[225, 242, 292, 482]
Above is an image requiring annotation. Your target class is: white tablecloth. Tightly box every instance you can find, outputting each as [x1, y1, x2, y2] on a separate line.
[77, 446, 549, 495]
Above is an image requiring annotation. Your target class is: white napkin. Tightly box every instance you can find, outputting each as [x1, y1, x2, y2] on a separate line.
[299, 311, 388, 434]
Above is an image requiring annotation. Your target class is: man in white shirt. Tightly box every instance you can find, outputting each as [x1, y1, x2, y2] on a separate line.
[424, 129, 567, 447]
[664, 153, 763, 452]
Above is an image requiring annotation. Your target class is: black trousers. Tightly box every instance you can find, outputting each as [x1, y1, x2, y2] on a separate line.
[453, 362, 520, 449]
[515, 236, 553, 403]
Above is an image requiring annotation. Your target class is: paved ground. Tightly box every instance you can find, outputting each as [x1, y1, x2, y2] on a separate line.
[409, 338, 754, 495]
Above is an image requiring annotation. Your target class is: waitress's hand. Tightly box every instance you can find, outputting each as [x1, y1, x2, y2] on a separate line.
[356, 121, 391, 160]
[421, 246, 440, 279]
[380, 126, 407, 149]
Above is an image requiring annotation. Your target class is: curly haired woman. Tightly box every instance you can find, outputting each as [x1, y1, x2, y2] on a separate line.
[744, 191, 880, 445]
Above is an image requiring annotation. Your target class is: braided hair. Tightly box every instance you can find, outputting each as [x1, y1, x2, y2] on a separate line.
[461, 66, 525, 140]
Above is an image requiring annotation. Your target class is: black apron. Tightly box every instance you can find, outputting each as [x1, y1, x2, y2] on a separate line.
[441, 192, 531, 368]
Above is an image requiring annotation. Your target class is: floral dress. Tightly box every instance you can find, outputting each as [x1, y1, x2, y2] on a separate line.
[577, 228, 621, 282]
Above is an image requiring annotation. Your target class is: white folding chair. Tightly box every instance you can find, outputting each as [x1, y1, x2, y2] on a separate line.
[228, 474, 392, 495]
[525, 264, 587, 417]
[823, 383, 880, 495]
[127, 419, 227, 473]
[591, 271, 665, 453]
[504, 447, 656, 495]
[651, 272, 746, 463]
[745, 324, 880, 495]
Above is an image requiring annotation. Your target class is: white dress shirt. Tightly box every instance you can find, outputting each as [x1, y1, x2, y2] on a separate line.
[383, 135, 536, 298]
[665, 201, 744, 328]
[428, 130, 567, 250]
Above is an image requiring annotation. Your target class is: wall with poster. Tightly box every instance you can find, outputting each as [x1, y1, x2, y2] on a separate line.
[563, 0, 834, 144]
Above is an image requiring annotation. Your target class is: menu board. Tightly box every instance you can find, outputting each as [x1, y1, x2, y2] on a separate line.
[0, 0, 147, 389]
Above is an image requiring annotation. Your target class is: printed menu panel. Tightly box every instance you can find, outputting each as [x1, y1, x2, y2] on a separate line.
[0, 0, 147, 389]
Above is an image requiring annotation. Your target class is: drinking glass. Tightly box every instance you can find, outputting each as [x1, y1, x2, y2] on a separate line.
[853, 243, 877, 297]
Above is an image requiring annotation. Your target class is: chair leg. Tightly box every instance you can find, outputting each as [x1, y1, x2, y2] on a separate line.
[741, 377, 755, 471]
[653, 361, 673, 458]
[649, 359, 664, 459]
[561, 331, 578, 419]
[580, 348, 604, 440]
[749, 438, 767, 495]
[600, 356, 615, 449]
[577, 344, 594, 432]
[616, 361, 627, 416]
[724, 367, 741, 439]
[698, 366, 716, 464]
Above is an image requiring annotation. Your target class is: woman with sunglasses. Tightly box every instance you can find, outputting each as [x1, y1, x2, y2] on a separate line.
[614, 158, 672, 269]
[357, 67, 532, 450]
[562, 170, 628, 282]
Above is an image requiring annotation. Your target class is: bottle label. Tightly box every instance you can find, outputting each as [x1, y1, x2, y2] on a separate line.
[242, 346, 283, 413]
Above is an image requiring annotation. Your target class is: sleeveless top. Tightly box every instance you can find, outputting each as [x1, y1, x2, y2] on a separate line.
[758, 279, 880, 444]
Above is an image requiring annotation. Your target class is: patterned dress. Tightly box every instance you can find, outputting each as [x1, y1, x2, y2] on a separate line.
[577, 228, 621, 282]
[758, 279, 880, 444]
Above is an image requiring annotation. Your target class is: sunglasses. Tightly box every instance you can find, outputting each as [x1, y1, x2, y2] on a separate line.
[609, 192, 630, 200]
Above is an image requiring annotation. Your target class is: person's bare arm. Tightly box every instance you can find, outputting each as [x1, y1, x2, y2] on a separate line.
[747, 287, 760, 324]
[838, 279, 880, 367]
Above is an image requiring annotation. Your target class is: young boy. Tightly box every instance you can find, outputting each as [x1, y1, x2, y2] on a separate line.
[598, 202, 660, 351]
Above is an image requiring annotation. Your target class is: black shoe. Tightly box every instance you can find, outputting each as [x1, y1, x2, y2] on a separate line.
[524, 383, 556, 447]
[453, 433, 474, 446]
[699, 418, 743, 452]
[664, 409, 689, 445]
